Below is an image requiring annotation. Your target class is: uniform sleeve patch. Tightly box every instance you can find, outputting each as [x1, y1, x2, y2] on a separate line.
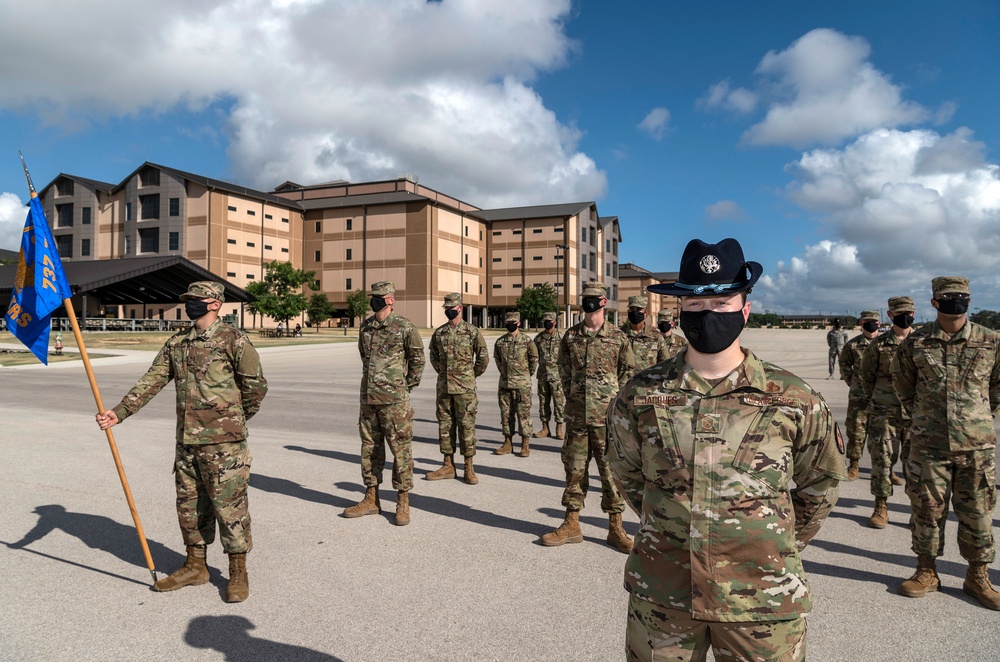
[740, 394, 798, 407]
[835, 422, 845, 455]
[633, 395, 685, 406]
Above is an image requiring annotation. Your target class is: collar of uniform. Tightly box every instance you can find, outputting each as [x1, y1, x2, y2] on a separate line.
[371, 311, 397, 328]
[676, 348, 762, 395]
[186, 318, 222, 341]
[580, 320, 612, 337]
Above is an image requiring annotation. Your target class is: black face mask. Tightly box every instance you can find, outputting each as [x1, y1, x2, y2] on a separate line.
[658, 321, 672, 333]
[892, 313, 914, 329]
[582, 297, 603, 314]
[370, 296, 388, 313]
[505, 323, 519, 333]
[936, 298, 969, 316]
[862, 320, 880, 333]
[679, 310, 745, 354]
[185, 300, 212, 320]
[627, 310, 645, 325]
[445, 308, 460, 321]
[543, 320, 554, 330]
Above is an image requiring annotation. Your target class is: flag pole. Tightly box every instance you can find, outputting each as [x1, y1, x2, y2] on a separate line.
[21, 154, 158, 585]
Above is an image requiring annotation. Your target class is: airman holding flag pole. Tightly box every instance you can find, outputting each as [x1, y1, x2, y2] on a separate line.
[9, 152, 158, 585]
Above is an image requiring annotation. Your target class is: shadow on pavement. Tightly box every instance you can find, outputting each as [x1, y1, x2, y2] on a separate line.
[284, 445, 359, 466]
[827, 510, 910, 530]
[810, 538, 1000, 584]
[538, 507, 640, 538]
[186, 615, 344, 661]
[250, 473, 355, 510]
[413, 456, 566, 489]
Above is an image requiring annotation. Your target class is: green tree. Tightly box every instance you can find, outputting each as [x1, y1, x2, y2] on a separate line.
[971, 309, 1000, 330]
[245, 260, 316, 328]
[306, 293, 336, 331]
[346, 288, 370, 327]
[516, 283, 558, 328]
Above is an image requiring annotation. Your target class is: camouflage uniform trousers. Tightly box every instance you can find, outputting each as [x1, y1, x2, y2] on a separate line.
[626, 594, 805, 662]
[174, 440, 252, 554]
[498, 386, 533, 438]
[866, 413, 910, 498]
[436, 392, 479, 457]
[561, 414, 624, 514]
[828, 348, 840, 375]
[359, 400, 414, 492]
[537, 380, 565, 425]
[844, 396, 869, 461]
[905, 446, 996, 563]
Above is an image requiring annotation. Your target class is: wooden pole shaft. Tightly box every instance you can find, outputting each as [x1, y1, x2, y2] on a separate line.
[63, 300, 158, 584]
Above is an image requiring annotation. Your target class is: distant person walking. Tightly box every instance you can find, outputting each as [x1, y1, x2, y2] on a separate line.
[493, 311, 537, 456]
[839, 310, 881, 480]
[533, 311, 565, 440]
[827, 318, 849, 378]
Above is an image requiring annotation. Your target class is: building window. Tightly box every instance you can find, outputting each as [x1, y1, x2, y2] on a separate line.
[606, 263, 611, 277]
[81, 238, 91, 257]
[492, 284, 501, 289]
[282, 217, 289, 223]
[465, 282, 469, 292]
[55, 235, 73, 258]
[346, 248, 352, 260]
[581, 227, 587, 243]
[56, 204, 73, 227]
[126, 202, 132, 221]
[492, 231, 501, 236]
[228, 238, 237, 245]
[492, 258, 501, 263]
[346, 278, 352, 290]
[464, 254, 468, 265]
[246, 274, 255, 280]
[512, 256, 522, 262]
[479, 284, 483, 294]
[264, 244, 272, 251]
[158, 308, 164, 320]
[533, 283, 543, 287]
[613, 239, 618, 256]
[228, 205, 238, 212]
[139, 227, 159, 253]
[512, 229, 522, 235]
[590, 253, 596, 270]
[555, 254, 564, 260]
[281, 247, 289, 253]
[169, 232, 179, 251]
[227, 272, 237, 277]
[176, 309, 182, 320]
[56, 179, 74, 196]
[314, 250, 321, 261]
[315, 221, 321, 233]
[346, 218, 352, 231]
[81, 207, 91, 225]
[513, 283, 522, 289]
[464, 226, 469, 237]
[554, 227, 564, 233]
[169, 198, 179, 217]
[613, 262, 618, 278]
[140, 167, 160, 186]
[613, 285, 618, 300]
[590, 231, 595, 247]
[480, 230, 483, 241]
[247, 209, 256, 216]
[533, 228, 542, 234]
[140, 194, 159, 219]
[124, 235, 131, 254]
[479, 257, 483, 268]
[581, 254, 587, 270]
[533, 256, 542, 261]
[265, 213, 273, 220]
[606, 239, 611, 252]
[555, 282, 563, 287]
[130, 309, 136, 319]
[247, 241, 255, 248]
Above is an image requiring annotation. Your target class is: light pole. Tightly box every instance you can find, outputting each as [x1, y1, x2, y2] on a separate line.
[556, 243, 569, 328]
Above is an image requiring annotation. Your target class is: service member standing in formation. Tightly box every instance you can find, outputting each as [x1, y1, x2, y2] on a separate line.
[533, 311, 565, 440]
[607, 238, 845, 661]
[343, 281, 425, 526]
[839, 309, 881, 480]
[894, 276, 1000, 610]
[859, 297, 914, 529]
[657, 309, 687, 359]
[426, 293, 489, 484]
[622, 295, 669, 371]
[96, 281, 268, 603]
[493, 311, 538, 457]
[541, 281, 634, 553]
[827, 318, 849, 378]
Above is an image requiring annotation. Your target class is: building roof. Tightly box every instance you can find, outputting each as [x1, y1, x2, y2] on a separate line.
[469, 201, 595, 222]
[0, 247, 19, 262]
[112, 162, 303, 210]
[298, 190, 430, 210]
[0, 256, 251, 305]
[36, 174, 117, 199]
[651, 271, 680, 281]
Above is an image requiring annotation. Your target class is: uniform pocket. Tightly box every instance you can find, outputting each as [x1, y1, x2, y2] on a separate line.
[732, 407, 791, 491]
[914, 352, 945, 381]
[637, 406, 685, 471]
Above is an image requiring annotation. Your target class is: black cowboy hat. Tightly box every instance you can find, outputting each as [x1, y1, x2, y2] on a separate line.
[647, 238, 763, 298]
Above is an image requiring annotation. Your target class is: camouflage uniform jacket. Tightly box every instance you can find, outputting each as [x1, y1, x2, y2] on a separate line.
[622, 322, 669, 371]
[429, 320, 489, 394]
[494, 332, 538, 389]
[839, 334, 873, 401]
[559, 320, 635, 425]
[663, 333, 688, 359]
[859, 331, 905, 416]
[533, 330, 561, 383]
[112, 319, 268, 445]
[827, 328, 849, 352]
[358, 311, 425, 405]
[607, 350, 845, 622]
[893, 320, 1000, 452]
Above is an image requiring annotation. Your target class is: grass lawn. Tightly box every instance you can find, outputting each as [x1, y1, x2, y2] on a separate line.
[0, 350, 114, 367]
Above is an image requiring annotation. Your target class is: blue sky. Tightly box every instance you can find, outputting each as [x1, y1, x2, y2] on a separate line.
[1, 0, 997, 319]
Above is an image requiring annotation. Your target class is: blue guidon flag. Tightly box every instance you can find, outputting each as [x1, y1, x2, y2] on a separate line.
[6, 196, 73, 364]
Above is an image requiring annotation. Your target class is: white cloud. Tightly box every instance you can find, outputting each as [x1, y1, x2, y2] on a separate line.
[0, 0, 605, 206]
[698, 80, 757, 114]
[756, 127, 1000, 317]
[0, 193, 26, 251]
[704, 200, 748, 222]
[637, 107, 670, 141]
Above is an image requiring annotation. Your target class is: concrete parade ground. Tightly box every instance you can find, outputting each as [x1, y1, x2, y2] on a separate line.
[1, 328, 998, 661]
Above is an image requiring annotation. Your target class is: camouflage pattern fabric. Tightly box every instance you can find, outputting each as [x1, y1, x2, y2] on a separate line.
[894, 319, 1000, 562]
[436, 393, 479, 456]
[839, 333, 874, 460]
[359, 400, 414, 491]
[498, 387, 533, 438]
[175, 440, 252, 553]
[626, 594, 806, 662]
[622, 321, 669, 371]
[112, 319, 268, 444]
[534, 328, 565, 425]
[859, 330, 907, 488]
[867, 414, 909, 497]
[430, 320, 488, 454]
[558, 320, 634, 426]
[607, 350, 846, 622]
[358, 311, 425, 405]
[662, 333, 687, 359]
[905, 447, 996, 562]
[494, 331, 538, 389]
[827, 327, 849, 373]
[561, 424, 623, 513]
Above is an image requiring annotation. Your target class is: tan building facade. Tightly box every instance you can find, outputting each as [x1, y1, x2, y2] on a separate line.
[618, 262, 680, 320]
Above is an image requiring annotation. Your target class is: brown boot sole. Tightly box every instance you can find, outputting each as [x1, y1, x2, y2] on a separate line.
[540, 533, 584, 547]
[395, 515, 410, 526]
[424, 471, 456, 481]
[899, 578, 939, 598]
[153, 572, 210, 592]
[225, 586, 249, 603]
[963, 582, 1000, 610]
[493, 448, 512, 455]
[464, 474, 479, 485]
[342, 505, 380, 518]
[607, 539, 633, 554]
[868, 519, 887, 529]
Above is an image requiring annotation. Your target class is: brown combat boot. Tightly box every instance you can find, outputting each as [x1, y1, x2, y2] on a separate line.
[518, 437, 530, 457]
[395, 491, 410, 526]
[899, 555, 940, 597]
[553, 423, 564, 440]
[868, 497, 888, 529]
[963, 562, 1000, 610]
[225, 553, 249, 603]
[463, 456, 479, 485]
[494, 437, 513, 455]
[891, 473, 905, 486]
[535, 422, 550, 438]
[425, 454, 456, 481]
[342, 486, 381, 518]
[541, 510, 583, 546]
[154, 545, 209, 592]
[607, 513, 633, 554]
[847, 459, 860, 481]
